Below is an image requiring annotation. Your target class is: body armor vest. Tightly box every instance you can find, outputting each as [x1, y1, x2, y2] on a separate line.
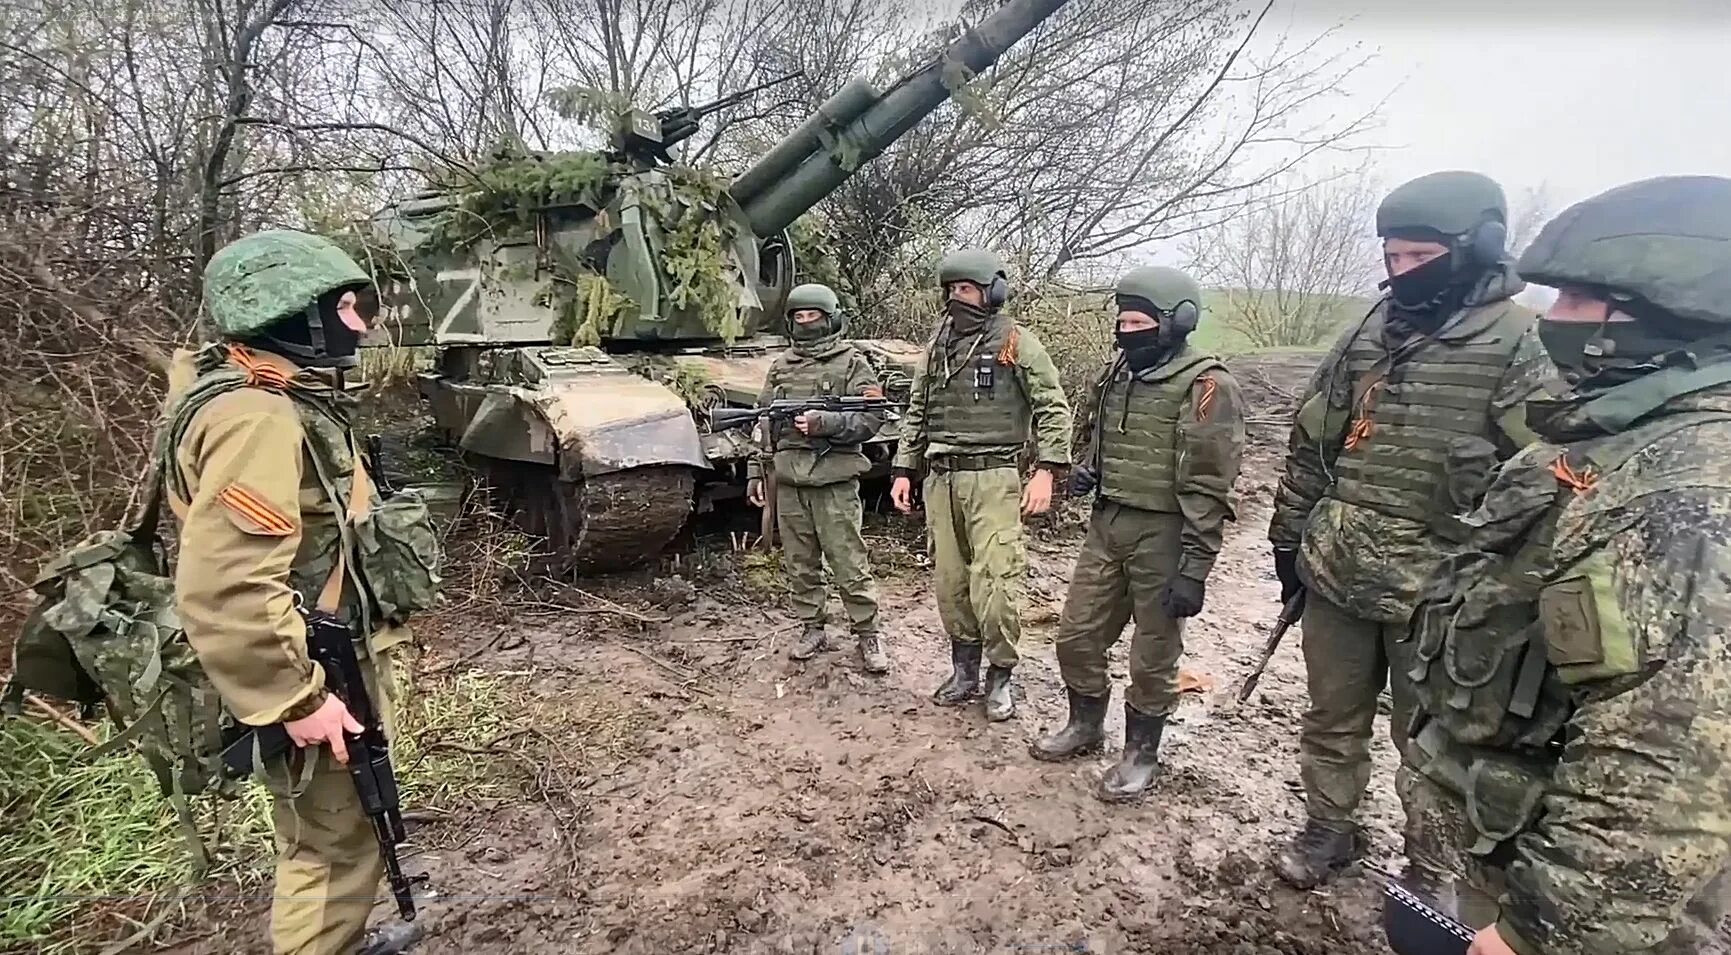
[923, 316, 1030, 451]
[1096, 350, 1221, 512]
[1406, 409, 1731, 856]
[765, 346, 863, 453]
[1330, 303, 1534, 523]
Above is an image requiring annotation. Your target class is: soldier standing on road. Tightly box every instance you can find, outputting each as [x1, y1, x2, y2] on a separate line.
[889, 249, 1073, 722]
[1397, 175, 1731, 955]
[1029, 267, 1245, 802]
[1266, 171, 1552, 888]
[167, 230, 438, 954]
[747, 283, 890, 674]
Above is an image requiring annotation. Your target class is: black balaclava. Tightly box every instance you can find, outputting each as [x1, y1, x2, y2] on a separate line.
[249, 285, 376, 369]
[1114, 294, 1170, 373]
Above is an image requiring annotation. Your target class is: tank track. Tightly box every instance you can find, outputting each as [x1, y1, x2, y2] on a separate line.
[487, 462, 695, 573]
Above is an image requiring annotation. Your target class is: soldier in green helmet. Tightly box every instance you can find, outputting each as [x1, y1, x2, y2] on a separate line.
[1267, 171, 1552, 887]
[171, 230, 436, 954]
[1392, 175, 1731, 955]
[747, 283, 890, 673]
[1029, 266, 1245, 802]
[890, 249, 1073, 721]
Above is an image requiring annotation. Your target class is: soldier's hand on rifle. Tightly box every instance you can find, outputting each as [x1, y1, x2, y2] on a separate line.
[747, 478, 766, 508]
[891, 474, 915, 514]
[1021, 468, 1054, 516]
[1068, 465, 1099, 497]
[286, 693, 364, 765]
[1273, 548, 1303, 604]
[1468, 926, 1516, 955]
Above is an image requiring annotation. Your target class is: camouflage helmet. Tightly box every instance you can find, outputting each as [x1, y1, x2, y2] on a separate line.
[1116, 266, 1202, 313]
[785, 283, 840, 316]
[203, 229, 370, 338]
[1517, 175, 1731, 326]
[937, 249, 1008, 288]
[1376, 171, 1508, 241]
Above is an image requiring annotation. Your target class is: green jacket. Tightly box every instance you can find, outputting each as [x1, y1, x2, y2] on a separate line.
[892, 312, 1072, 470]
[1086, 343, 1246, 581]
[1268, 265, 1550, 621]
[747, 342, 884, 487]
[1405, 366, 1731, 955]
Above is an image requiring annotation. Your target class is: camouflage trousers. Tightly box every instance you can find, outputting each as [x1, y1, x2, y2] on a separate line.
[923, 465, 1026, 668]
[1053, 501, 1186, 717]
[1297, 594, 1415, 824]
[1401, 768, 1731, 954]
[776, 479, 879, 634]
[266, 645, 403, 955]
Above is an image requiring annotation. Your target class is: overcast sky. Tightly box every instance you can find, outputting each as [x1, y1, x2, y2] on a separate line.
[1281, 0, 1731, 209]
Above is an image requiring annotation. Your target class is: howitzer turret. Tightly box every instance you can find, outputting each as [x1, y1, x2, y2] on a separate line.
[365, 0, 1074, 572]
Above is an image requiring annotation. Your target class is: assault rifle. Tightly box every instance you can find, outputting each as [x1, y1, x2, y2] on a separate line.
[1236, 589, 1307, 701]
[1367, 863, 1475, 955]
[222, 608, 418, 921]
[707, 395, 904, 434]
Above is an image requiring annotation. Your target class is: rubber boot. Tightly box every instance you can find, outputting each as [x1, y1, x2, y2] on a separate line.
[983, 666, 1016, 722]
[1096, 704, 1165, 802]
[1029, 687, 1109, 761]
[358, 919, 428, 955]
[1273, 818, 1364, 889]
[856, 632, 890, 674]
[789, 625, 830, 661]
[931, 640, 982, 705]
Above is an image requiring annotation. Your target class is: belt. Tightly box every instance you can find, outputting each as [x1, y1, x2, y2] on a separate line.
[928, 453, 1018, 474]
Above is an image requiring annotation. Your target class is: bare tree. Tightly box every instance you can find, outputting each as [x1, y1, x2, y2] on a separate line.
[1506, 181, 1555, 258]
[1185, 169, 1382, 349]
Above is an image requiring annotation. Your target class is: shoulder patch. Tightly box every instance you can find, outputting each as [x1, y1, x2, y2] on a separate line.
[997, 327, 1021, 365]
[1193, 374, 1220, 422]
[216, 483, 297, 536]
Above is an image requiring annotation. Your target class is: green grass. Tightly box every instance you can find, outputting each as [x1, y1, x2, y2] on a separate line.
[0, 719, 274, 954]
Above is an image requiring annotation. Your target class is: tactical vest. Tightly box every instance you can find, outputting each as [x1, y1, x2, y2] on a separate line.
[1404, 409, 1731, 857]
[1096, 351, 1222, 512]
[922, 316, 1030, 450]
[764, 346, 864, 453]
[1329, 303, 1533, 524]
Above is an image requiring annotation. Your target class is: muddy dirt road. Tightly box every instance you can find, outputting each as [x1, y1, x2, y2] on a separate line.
[169, 353, 1408, 955]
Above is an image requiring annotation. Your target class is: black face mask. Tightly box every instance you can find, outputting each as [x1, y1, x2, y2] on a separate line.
[1385, 251, 1459, 316]
[1537, 318, 1601, 380]
[253, 287, 372, 369]
[1541, 313, 1707, 389]
[1115, 327, 1166, 372]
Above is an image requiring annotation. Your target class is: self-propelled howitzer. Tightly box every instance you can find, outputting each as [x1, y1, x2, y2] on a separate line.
[366, 0, 1073, 571]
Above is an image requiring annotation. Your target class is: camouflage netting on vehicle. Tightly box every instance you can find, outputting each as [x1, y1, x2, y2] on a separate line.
[420, 152, 752, 344]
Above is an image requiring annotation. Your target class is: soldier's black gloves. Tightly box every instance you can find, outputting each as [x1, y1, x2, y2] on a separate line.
[1273, 548, 1303, 604]
[1160, 575, 1206, 618]
[1068, 465, 1099, 497]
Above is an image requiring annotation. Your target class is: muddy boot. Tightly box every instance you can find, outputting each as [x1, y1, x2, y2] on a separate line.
[789, 625, 830, 661]
[1029, 687, 1108, 761]
[1096, 704, 1165, 802]
[1273, 818, 1363, 889]
[983, 666, 1016, 722]
[856, 632, 890, 674]
[931, 640, 982, 705]
[359, 919, 427, 955]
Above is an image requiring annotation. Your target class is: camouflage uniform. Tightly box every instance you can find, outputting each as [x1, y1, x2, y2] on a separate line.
[174, 232, 432, 955]
[1030, 266, 1246, 803]
[1399, 175, 1731, 955]
[1267, 172, 1550, 886]
[747, 284, 888, 672]
[893, 249, 1072, 721]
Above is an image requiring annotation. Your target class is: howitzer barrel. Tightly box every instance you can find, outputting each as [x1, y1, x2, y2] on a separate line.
[732, 77, 879, 205]
[736, 0, 1072, 237]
